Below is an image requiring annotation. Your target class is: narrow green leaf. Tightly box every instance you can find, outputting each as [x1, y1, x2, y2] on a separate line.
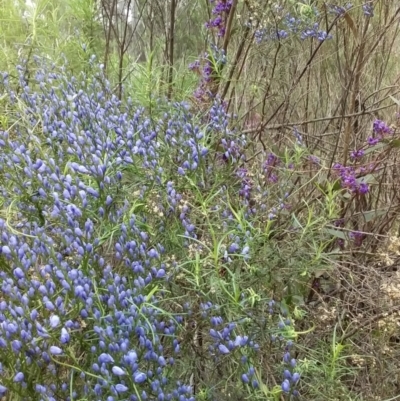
[362, 209, 387, 222]
[325, 228, 346, 240]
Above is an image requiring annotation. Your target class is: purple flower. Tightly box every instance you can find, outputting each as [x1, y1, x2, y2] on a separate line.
[350, 149, 364, 160]
[188, 60, 200, 71]
[373, 119, 392, 135]
[358, 182, 369, 194]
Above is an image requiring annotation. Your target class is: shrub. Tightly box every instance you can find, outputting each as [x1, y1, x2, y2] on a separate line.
[0, 57, 302, 401]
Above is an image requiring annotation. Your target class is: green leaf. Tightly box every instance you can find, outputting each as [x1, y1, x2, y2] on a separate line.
[390, 95, 400, 106]
[325, 228, 346, 240]
[363, 142, 386, 155]
[292, 295, 305, 306]
[361, 209, 387, 222]
[315, 179, 342, 195]
[389, 139, 400, 148]
[356, 174, 377, 185]
[332, 180, 342, 191]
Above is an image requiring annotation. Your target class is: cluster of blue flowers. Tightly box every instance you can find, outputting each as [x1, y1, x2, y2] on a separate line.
[254, 10, 333, 44]
[329, 2, 374, 18]
[0, 57, 302, 400]
[0, 58, 198, 400]
[253, 1, 375, 45]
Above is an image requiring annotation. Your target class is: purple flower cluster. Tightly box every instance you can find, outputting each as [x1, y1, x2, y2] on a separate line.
[263, 153, 280, 183]
[333, 163, 369, 195]
[350, 149, 365, 160]
[270, 316, 301, 397]
[190, 0, 230, 102]
[349, 230, 366, 247]
[373, 119, 392, 135]
[366, 119, 392, 146]
[205, 0, 233, 37]
[330, 119, 395, 196]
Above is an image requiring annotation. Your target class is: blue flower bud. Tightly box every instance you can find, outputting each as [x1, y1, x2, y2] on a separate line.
[218, 344, 230, 354]
[292, 372, 300, 383]
[112, 366, 125, 376]
[0, 385, 7, 396]
[1, 246, 11, 256]
[14, 372, 24, 382]
[283, 369, 292, 380]
[50, 346, 63, 355]
[115, 384, 128, 392]
[60, 328, 70, 344]
[134, 371, 147, 383]
[13, 267, 24, 279]
[281, 379, 290, 393]
[49, 315, 60, 328]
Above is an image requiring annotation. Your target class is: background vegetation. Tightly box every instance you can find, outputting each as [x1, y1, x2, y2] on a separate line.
[0, 0, 400, 400]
